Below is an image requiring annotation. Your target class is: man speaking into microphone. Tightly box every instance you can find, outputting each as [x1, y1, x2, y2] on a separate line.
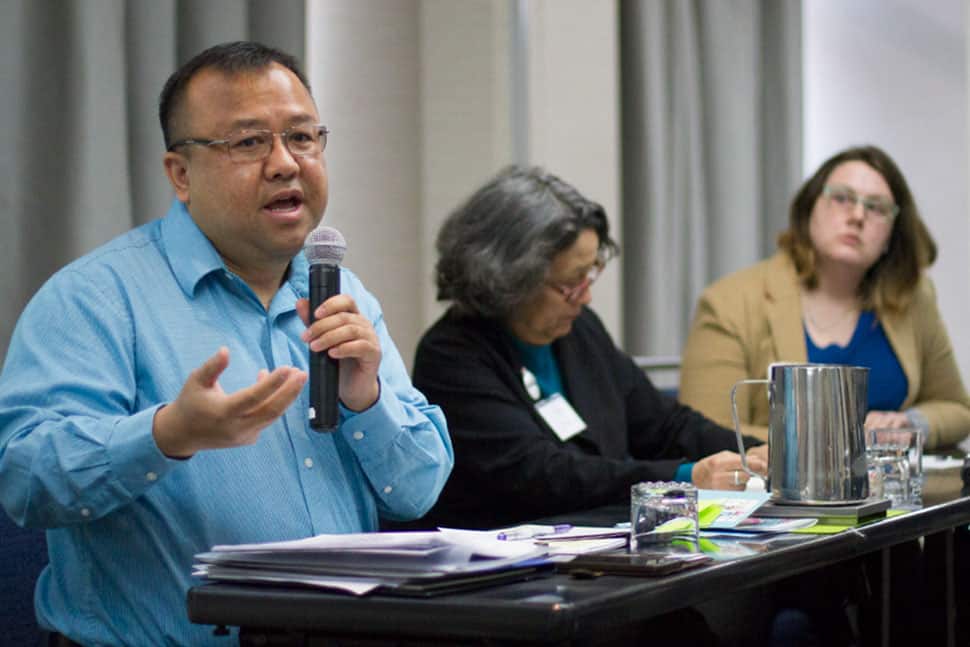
[0, 41, 452, 646]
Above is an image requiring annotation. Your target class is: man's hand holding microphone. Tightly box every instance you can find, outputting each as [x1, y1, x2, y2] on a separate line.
[153, 227, 378, 458]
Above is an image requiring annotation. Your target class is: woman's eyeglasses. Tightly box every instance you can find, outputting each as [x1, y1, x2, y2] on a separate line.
[823, 184, 899, 223]
[546, 261, 605, 303]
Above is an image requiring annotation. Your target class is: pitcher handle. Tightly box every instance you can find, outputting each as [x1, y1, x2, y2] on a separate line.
[731, 378, 769, 479]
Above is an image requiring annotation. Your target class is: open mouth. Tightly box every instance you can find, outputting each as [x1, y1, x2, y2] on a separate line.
[265, 195, 303, 213]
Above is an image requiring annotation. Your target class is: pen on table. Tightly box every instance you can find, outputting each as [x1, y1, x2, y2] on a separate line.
[496, 524, 572, 541]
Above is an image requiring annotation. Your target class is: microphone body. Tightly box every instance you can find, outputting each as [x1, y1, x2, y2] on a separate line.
[309, 262, 340, 430]
[304, 226, 347, 432]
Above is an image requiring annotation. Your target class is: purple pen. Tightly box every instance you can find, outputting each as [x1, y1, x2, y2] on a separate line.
[546, 524, 572, 534]
[496, 524, 572, 541]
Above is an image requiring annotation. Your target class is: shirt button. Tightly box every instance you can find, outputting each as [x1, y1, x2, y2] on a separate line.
[353, 431, 364, 441]
[383, 485, 393, 494]
[146, 471, 158, 482]
[80, 508, 91, 518]
[304, 457, 314, 469]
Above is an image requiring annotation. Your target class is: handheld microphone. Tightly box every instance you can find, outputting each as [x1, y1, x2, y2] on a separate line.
[304, 226, 347, 431]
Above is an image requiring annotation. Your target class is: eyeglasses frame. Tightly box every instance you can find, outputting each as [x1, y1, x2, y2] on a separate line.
[167, 124, 330, 163]
[822, 184, 899, 223]
[546, 259, 606, 304]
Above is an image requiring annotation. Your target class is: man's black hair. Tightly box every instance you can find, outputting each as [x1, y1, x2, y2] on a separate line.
[158, 41, 311, 149]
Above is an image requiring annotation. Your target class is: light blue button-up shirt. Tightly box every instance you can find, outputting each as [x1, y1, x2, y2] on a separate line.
[0, 200, 453, 646]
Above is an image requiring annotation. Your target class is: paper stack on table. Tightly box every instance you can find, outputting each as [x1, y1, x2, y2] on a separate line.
[194, 529, 550, 596]
[697, 489, 818, 534]
[697, 489, 770, 528]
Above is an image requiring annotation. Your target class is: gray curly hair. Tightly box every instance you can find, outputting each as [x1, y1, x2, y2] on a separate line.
[435, 165, 619, 319]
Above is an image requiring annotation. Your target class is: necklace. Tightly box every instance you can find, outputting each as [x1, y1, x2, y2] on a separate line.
[803, 303, 859, 332]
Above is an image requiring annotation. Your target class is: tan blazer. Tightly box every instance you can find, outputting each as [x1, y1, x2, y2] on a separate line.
[680, 251, 970, 449]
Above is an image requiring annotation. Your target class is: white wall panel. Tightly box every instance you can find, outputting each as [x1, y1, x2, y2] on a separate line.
[804, 0, 970, 383]
[419, 0, 512, 327]
[523, 0, 623, 342]
[307, 1, 424, 367]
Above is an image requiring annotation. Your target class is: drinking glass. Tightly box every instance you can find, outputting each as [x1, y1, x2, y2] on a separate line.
[904, 427, 924, 507]
[866, 428, 919, 508]
[630, 482, 698, 551]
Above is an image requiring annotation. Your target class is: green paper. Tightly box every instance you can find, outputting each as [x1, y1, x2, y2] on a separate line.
[698, 503, 723, 529]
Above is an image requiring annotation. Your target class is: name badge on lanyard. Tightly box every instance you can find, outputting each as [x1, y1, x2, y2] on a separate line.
[522, 367, 587, 442]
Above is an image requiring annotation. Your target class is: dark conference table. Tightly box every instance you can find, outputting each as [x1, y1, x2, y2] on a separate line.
[187, 493, 970, 647]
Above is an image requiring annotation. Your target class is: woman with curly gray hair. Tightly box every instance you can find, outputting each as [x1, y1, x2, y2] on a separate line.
[435, 166, 618, 323]
[411, 165, 766, 530]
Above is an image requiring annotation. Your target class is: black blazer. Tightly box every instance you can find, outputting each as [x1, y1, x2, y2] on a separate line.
[411, 306, 754, 529]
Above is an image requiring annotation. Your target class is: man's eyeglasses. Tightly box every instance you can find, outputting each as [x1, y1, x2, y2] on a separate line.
[823, 184, 899, 222]
[168, 124, 330, 164]
[546, 260, 605, 304]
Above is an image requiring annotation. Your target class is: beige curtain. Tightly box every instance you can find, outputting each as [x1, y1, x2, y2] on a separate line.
[0, 0, 305, 360]
[619, 0, 803, 357]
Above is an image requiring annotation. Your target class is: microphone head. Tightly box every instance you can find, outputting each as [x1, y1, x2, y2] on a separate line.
[304, 226, 347, 265]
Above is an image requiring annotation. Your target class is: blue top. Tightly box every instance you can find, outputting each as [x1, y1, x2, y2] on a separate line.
[805, 310, 908, 411]
[511, 338, 694, 482]
[0, 200, 453, 646]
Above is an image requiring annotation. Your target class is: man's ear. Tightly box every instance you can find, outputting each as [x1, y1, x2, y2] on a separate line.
[163, 152, 191, 203]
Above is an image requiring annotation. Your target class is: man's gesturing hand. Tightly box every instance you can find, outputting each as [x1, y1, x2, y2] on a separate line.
[153, 347, 307, 458]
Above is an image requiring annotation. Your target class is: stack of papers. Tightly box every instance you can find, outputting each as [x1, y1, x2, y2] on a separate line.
[701, 517, 818, 538]
[698, 489, 817, 534]
[194, 530, 550, 596]
[698, 489, 770, 529]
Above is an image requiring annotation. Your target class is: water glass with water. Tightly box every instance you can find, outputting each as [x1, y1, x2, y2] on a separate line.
[867, 427, 922, 508]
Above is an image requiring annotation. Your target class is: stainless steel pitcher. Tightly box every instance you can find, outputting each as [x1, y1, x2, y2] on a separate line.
[732, 363, 870, 504]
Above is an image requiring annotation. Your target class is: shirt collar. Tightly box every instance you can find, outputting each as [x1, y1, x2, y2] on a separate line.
[287, 249, 309, 298]
[160, 199, 309, 300]
[161, 200, 225, 298]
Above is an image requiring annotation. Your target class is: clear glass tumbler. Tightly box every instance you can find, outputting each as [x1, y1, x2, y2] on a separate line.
[866, 428, 919, 508]
[630, 482, 698, 551]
